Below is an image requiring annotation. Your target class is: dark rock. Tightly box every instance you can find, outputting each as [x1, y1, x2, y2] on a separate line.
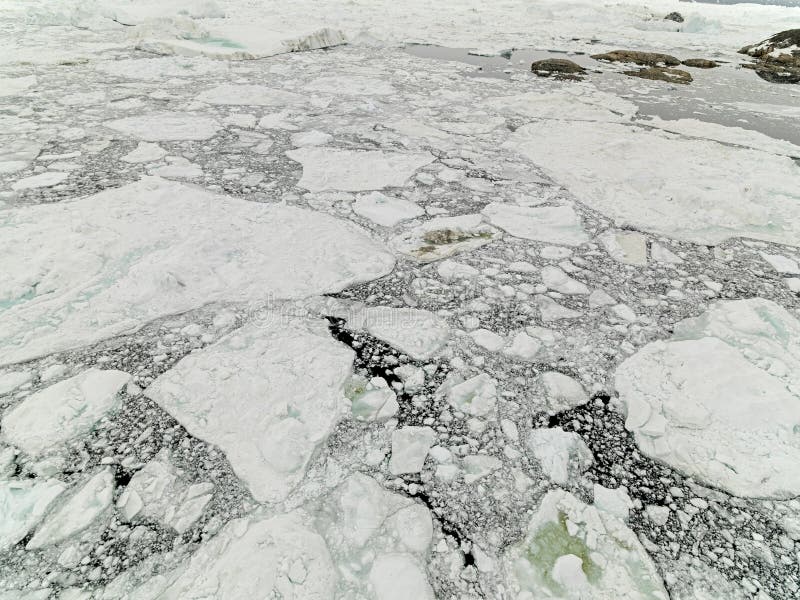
[664, 12, 684, 23]
[530, 58, 586, 80]
[681, 58, 718, 69]
[623, 67, 693, 84]
[738, 29, 800, 84]
[591, 50, 681, 67]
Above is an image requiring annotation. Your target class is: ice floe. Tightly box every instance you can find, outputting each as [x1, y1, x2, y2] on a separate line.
[361, 306, 450, 360]
[528, 428, 593, 486]
[1, 369, 130, 456]
[392, 214, 498, 263]
[0, 177, 393, 365]
[0, 479, 65, 551]
[482, 203, 588, 247]
[197, 83, 307, 106]
[352, 191, 424, 227]
[617, 298, 800, 498]
[11, 171, 68, 191]
[145, 317, 353, 503]
[508, 120, 800, 246]
[105, 112, 221, 141]
[286, 147, 434, 192]
[502, 489, 668, 600]
[389, 426, 437, 475]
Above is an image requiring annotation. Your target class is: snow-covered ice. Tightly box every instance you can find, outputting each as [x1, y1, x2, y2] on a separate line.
[105, 112, 221, 141]
[352, 191, 424, 227]
[361, 307, 450, 360]
[482, 203, 588, 247]
[145, 317, 353, 503]
[0, 479, 65, 551]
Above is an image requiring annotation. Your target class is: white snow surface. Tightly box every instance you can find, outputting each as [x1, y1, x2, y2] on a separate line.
[617, 298, 800, 498]
[145, 317, 354, 503]
[1, 369, 130, 456]
[508, 121, 800, 247]
[0, 177, 393, 365]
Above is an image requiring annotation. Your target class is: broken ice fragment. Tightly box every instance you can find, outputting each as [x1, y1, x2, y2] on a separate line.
[0, 479, 65, 551]
[105, 112, 221, 141]
[362, 307, 450, 360]
[445, 373, 498, 416]
[353, 191, 424, 227]
[389, 426, 436, 475]
[482, 203, 588, 246]
[528, 428, 593, 485]
[540, 372, 589, 412]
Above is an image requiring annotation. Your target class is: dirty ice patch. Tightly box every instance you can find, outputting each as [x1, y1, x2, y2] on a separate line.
[486, 88, 638, 123]
[105, 112, 221, 141]
[306, 75, 395, 96]
[503, 489, 668, 600]
[616, 298, 800, 499]
[507, 120, 800, 247]
[392, 214, 498, 263]
[360, 307, 451, 360]
[286, 147, 434, 192]
[145, 317, 353, 503]
[197, 84, 307, 106]
[1, 369, 130, 457]
[0, 177, 393, 366]
[482, 203, 588, 247]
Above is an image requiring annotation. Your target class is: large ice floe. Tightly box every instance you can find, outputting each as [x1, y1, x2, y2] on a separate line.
[145, 317, 353, 503]
[617, 298, 800, 499]
[502, 489, 668, 600]
[0, 177, 393, 365]
[507, 121, 800, 246]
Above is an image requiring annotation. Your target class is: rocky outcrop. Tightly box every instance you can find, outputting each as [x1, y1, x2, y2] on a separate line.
[739, 29, 800, 84]
[591, 50, 680, 67]
[530, 58, 586, 80]
[681, 58, 718, 69]
[623, 66, 692, 84]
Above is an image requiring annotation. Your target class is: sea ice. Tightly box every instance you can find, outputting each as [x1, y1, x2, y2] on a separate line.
[197, 84, 306, 106]
[362, 307, 450, 360]
[540, 372, 589, 412]
[617, 298, 800, 498]
[445, 373, 498, 416]
[482, 203, 588, 246]
[105, 112, 221, 141]
[392, 214, 497, 263]
[503, 489, 668, 600]
[0, 75, 36, 97]
[541, 266, 590, 295]
[352, 191, 424, 227]
[598, 230, 648, 266]
[528, 428, 593, 485]
[486, 89, 638, 123]
[0, 479, 65, 551]
[27, 469, 114, 549]
[306, 75, 395, 96]
[0, 370, 32, 395]
[389, 426, 437, 475]
[1, 369, 130, 457]
[145, 317, 353, 503]
[0, 177, 393, 365]
[508, 120, 800, 246]
[12, 171, 68, 191]
[121, 142, 167, 163]
[286, 147, 434, 192]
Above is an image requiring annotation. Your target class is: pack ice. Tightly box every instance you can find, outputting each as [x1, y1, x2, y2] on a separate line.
[0, 177, 393, 366]
[617, 298, 800, 498]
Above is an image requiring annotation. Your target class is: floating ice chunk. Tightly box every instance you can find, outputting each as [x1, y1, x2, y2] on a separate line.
[0, 479, 65, 551]
[535, 295, 582, 321]
[121, 142, 166, 163]
[12, 171, 68, 191]
[351, 379, 399, 421]
[541, 266, 590, 295]
[462, 454, 501, 484]
[540, 372, 589, 412]
[667, 555, 749, 600]
[27, 469, 114, 549]
[612, 303, 638, 322]
[482, 203, 588, 246]
[437, 259, 479, 281]
[0, 75, 36, 97]
[149, 156, 203, 179]
[290, 129, 333, 147]
[650, 243, 682, 264]
[761, 252, 800, 275]
[286, 147, 434, 192]
[197, 84, 306, 106]
[470, 329, 505, 352]
[116, 451, 211, 533]
[617, 298, 800, 498]
[395, 364, 425, 393]
[0, 178, 393, 366]
[159, 511, 336, 597]
[0, 370, 32, 395]
[353, 191, 424, 227]
[502, 489, 668, 600]
[393, 214, 497, 263]
[2, 369, 130, 456]
[389, 426, 436, 475]
[786, 278, 800, 293]
[589, 289, 616, 308]
[503, 331, 542, 361]
[446, 373, 497, 416]
[599, 230, 648, 266]
[362, 307, 450, 360]
[593, 484, 633, 522]
[370, 553, 435, 600]
[508, 120, 800, 246]
[487, 89, 638, 123]
[528, 428, 592, 485]
[146, 317, 352, 503]
[645, 505, 670, 527]
[105, 112, 221, 141]
[96, 56, 227, 81]
[307, 75, 395, 96]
